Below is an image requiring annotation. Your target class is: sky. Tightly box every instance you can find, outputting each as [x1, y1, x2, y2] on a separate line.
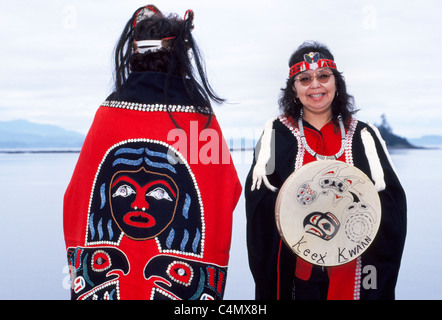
[1, 0, 442, 139]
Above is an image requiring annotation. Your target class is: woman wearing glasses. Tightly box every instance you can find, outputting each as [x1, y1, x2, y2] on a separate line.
[245, 41, 407, 300]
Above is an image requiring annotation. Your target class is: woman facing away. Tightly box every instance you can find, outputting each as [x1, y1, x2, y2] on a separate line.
[245, 41, 407, 300]
[64, 5, 242, 300]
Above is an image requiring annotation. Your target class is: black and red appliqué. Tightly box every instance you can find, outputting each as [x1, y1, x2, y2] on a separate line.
[85, 139, 204, 256]
[67, 246, 130, 300]
[144, 255, 227, 300]
[66, 139, 223, 300]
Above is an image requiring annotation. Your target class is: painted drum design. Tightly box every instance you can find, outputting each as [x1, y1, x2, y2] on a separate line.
[275, 160, 381, 266]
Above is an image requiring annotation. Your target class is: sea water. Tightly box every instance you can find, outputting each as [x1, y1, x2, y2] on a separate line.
[0, 148, 440, 300]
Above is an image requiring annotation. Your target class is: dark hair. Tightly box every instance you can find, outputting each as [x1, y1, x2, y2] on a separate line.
[113, 5, 224, 124]
[278, 41, 357, 128]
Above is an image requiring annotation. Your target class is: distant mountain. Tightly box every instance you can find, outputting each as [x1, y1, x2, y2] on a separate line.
[409, 135, 442, 146]
[2, 117, 437, 152]
[0, 120, 85, 149]
[375, 114, 419, 149]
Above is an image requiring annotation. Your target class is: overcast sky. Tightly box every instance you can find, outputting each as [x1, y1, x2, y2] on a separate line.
[1, 0, 441, 139]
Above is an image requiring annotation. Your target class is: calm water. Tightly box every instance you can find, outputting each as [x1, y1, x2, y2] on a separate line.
[0, 148, 440, 300]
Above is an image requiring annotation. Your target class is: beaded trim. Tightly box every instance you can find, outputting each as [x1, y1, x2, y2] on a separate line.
[278, 116, 358, 169]
[166, 261, 194, 287]
[298, 111, 346, 161]
[344, 118, 358, 165]
[81, 280, 120, 300]
[278, 116, 305, 171]
[150, 287, 178, 300]
[101, 100, 212, 114]
[353, 256, 362, 300]
[91, 250, 112, 272]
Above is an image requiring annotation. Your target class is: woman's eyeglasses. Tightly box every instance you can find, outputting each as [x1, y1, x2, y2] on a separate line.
[294, 71, 334, 86]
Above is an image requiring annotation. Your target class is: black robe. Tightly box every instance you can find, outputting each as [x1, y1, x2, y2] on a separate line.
[245, 117, 407, 300]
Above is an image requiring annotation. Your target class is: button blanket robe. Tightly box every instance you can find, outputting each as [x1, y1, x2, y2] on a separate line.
[64, 72, 242, 300]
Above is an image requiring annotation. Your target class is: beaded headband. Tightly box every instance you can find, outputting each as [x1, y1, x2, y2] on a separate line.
[289, 52, 337, 78]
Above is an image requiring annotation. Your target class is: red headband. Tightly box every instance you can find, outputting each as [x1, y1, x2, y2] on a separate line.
[289, 52, 337, 78]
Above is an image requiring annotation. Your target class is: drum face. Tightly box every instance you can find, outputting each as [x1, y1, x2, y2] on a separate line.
[275, 160, 381, 266]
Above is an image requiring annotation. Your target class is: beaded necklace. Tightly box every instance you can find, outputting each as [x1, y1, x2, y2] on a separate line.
[297, 109, 346, 160]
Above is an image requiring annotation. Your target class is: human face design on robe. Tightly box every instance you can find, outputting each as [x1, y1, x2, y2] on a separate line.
[110, 168, 178, 240]
[67, 139, 237, 300]
[85, 139, 204, 257]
